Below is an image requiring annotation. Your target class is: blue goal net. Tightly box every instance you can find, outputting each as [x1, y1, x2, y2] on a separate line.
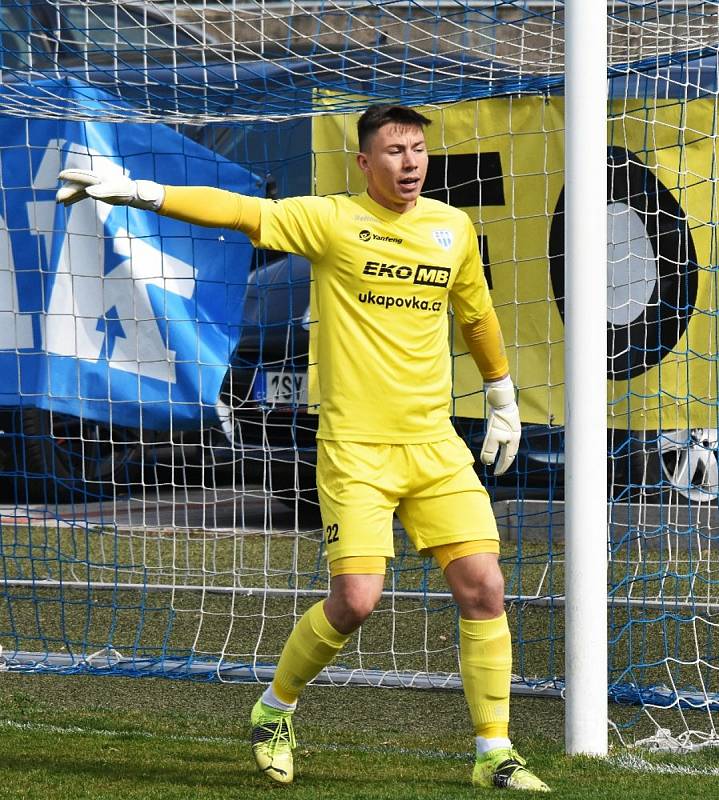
[0, 0, 717, 751]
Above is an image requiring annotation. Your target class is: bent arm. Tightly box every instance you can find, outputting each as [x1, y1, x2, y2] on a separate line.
[468, 309, 518, 476]
[461, 307, 510, 382]
[160, 185, 261, 238]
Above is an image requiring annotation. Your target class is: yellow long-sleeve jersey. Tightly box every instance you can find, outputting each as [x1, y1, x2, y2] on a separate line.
[160, 187, 509, 443]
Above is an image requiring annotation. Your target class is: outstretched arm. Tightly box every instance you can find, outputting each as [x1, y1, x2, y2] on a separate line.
[56, 169, 261, 237]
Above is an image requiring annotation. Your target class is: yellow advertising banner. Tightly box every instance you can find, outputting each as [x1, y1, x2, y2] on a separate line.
[312, 95, 719, 429]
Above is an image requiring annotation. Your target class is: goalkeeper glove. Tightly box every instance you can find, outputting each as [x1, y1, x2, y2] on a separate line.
[480, 375, 521, 475]
[56, 168, 165, 211]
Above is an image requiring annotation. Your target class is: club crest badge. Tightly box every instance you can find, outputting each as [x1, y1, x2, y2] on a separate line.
[432, 229, 453, 250]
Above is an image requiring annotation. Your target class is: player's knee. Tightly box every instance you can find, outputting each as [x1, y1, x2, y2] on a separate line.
[327, 597, 376, 633]
[325, 578, 383, 632]
[344, 597, 377, 629]
[452, 562, 505, 618]
[474, 564, 505, 613]
[479, 563, 505, 599]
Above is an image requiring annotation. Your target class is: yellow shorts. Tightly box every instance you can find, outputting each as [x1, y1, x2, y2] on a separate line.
[316, 436, 499, 565]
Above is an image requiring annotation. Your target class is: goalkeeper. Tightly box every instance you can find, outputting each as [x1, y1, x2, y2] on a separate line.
[57, 104, 549, 793]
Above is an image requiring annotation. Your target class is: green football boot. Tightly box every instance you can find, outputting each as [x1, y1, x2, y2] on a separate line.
[472, 747, 550, 792]
[250, 698, 297, 784]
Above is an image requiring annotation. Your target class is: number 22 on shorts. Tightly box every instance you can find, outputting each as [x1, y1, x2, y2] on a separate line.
[325, 523, 340, 544]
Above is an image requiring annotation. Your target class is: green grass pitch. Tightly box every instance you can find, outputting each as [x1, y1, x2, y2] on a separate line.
[0, 672, 717, 799]
[0, 525, 717, 797]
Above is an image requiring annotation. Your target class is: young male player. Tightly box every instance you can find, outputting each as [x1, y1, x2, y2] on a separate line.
[57, 104, 550, 792]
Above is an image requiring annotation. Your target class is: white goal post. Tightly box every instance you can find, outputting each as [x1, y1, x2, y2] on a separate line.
[564, 0, 609, 757]
[0, 1, 717, 758]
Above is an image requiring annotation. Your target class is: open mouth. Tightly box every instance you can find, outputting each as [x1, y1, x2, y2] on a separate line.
[399, 177, 420, 190]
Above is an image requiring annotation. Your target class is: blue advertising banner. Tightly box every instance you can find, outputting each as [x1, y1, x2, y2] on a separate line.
[0, 82, 259, 430]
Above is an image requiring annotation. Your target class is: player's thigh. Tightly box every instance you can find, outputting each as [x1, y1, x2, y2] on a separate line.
[397, 439, 499, 554]
[399, 482, 499, 555]
[316, 440, 398, 564]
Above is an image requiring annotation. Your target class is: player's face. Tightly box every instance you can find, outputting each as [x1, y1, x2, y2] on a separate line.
[357, 123, 428, 213]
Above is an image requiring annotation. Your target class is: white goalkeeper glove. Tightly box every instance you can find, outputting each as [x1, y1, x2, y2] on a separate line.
[480, 375, 521, 475]
[56, 168, 165, 211]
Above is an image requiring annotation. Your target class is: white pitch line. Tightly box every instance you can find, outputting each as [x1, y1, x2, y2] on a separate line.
[0, 718, 237, 746]
[0, 719, 469, 761]
[609, 752, 719, 777]
[8, 720, 719, 774]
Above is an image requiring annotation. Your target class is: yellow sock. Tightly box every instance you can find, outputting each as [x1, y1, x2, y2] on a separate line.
[459, 613, 511, 738]
[271, 601, 351, 705]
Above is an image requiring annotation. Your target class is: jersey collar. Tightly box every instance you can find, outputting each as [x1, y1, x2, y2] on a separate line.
[356, 191, 424, 222]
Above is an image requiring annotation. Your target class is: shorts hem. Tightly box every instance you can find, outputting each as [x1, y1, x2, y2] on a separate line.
[326, 548, 395, 563]
[415, 533, 499, 557]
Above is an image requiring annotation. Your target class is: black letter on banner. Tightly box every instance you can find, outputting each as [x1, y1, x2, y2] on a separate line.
[479, 235, 492, 290]
[423, 153, 505, 207]
[548, 146, 698, 381]
[422, 153, 505, 289]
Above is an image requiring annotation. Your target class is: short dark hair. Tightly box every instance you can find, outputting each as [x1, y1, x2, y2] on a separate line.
[357, 104, 432, 152]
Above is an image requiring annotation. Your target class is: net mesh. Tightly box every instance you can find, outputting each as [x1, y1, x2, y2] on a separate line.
[0, 1, 714, 122]
[0, 0, 717, 751]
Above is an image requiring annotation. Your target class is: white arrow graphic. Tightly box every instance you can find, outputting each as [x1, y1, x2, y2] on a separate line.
[44, 147, 196, 383]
